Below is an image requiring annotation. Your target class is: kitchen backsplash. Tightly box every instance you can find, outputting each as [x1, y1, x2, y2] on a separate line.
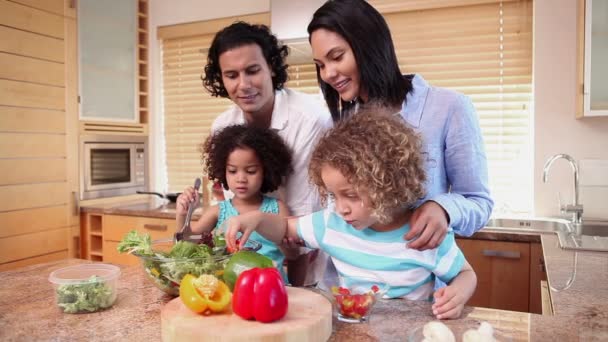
[579, 159, 608, 219]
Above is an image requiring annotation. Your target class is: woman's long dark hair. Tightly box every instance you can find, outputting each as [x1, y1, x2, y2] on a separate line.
[307, 0, 411, 122]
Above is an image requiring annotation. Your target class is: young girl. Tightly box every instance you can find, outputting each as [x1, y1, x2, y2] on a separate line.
[224, 109, 477, 319]
[176, 124, 294, 281]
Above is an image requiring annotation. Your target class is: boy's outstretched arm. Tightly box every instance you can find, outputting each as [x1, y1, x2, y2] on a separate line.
[224, 211, 299, 251]
[432, 260, 477, 319]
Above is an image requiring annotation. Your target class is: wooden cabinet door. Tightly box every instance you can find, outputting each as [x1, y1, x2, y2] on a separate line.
[103, 215, 176, 242]
[457, 239, 531, 312]
[102, 214, 176, 265]
[0, 0, 79, 271]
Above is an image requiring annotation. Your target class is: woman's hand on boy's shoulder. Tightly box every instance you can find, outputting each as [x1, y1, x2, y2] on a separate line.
[404, 201, 449, 250]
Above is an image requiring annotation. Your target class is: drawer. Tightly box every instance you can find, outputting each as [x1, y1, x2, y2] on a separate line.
[103, 215, 176, 242]
[103, 240, 140, 266]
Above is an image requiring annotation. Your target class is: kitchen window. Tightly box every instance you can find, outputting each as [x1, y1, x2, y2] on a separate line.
[373, 0, 534, 215]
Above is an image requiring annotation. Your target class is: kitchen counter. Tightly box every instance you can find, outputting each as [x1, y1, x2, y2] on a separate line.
[81, 197, 541, 243]
[81, 196, 193, 220]
[1, 236, 607, 341]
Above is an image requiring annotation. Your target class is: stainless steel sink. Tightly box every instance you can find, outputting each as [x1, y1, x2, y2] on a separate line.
[484, 217, 569, 234]
[578, 221, 608, 237]
[557, 220, 608, 252]
[485, 217, 608, 252]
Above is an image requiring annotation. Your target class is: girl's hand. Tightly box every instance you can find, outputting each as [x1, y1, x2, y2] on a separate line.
[404, 201, 449, 250]
[224, 212, 261, 251]
[432, 285, 465, 319]
[176, 186, 198, 217]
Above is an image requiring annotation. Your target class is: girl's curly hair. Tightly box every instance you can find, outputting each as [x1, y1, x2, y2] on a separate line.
[201, 124, 293, 194]
[309, 106, 426, 223]
[203, 21, 289, 98]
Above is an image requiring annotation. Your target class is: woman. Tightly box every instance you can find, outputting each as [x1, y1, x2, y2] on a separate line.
[307, 0, 494, 249]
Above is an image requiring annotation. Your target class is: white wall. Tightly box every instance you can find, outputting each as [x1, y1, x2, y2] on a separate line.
[147, 0, 270, 192]
[149, 0, 608, 219]
[534, 0, 608, 219]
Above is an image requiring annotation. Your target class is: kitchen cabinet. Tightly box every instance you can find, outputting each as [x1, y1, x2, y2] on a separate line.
[456, 239, 546, 313]
[78, 0, 137, 122]
[78, 0, 149, 125]
[81, 212, 176, 265]
[0, 0, 79, 271]
[576, 0, 608, 118]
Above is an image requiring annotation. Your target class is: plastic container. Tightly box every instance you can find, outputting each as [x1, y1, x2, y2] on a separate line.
[48, 263, 120, 314]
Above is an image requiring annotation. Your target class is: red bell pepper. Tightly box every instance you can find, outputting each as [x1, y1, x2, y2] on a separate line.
[232, 267, 288, 323]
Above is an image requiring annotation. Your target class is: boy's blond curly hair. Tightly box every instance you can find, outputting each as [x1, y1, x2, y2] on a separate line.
[309, 106, 426, 223]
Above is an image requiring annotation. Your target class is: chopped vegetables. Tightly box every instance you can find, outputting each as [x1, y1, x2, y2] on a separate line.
[55, 276, 115, 313]
[179, 274, 232, 314]
[331, 285, 378, 320]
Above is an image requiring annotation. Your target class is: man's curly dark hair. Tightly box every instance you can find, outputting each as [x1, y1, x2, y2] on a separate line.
[203, 21, 289, 98]
[201, 124, 293, 194]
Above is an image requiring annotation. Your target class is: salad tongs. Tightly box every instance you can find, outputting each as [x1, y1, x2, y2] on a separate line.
[173, 177, 201, 243]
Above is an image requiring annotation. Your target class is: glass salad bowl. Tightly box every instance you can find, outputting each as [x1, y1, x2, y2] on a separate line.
[319, 274, 389, 323]
[122, 232, 261, 296]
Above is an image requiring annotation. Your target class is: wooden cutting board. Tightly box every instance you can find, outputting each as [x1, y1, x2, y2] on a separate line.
[161, 287, 333, 342]
[468, 307, 530, 341]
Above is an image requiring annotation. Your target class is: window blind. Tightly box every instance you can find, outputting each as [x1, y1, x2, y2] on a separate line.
[285, 63, 320, 96]
[161, 34, 233, 192]
[377, 0, 534, 214]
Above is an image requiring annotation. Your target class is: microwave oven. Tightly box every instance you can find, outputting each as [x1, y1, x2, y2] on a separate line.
[80, 135, 148, 200]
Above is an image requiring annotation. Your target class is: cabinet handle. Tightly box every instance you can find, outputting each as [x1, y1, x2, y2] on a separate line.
[144, 224, 168, 231]
[482, 249, 521, 259]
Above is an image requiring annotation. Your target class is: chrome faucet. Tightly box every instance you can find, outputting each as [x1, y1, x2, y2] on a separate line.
[542, 154, 584, 231]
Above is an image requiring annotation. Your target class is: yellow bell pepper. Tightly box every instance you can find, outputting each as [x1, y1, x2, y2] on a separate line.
[179, 274, 232, 314]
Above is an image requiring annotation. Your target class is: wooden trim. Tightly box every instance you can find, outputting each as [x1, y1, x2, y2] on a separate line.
[0, 205, 68, 238]
[529, 242, 546, 314]
[0, 250, 68, 271]
[0, 183, 68, 212]
[65, 15, 79, 228]
[540, 280, 554, 315]
[0, 79, 65, 110]
[0, 227, 69, 264]
[0, 159, 66, 185]
[0, 52, 65, 87]
[79, 121, 148, 135]
[0, 106, 65, 133]
[0, 25, 65, 62]
[575, 0, 585, 118]
[157, 12, 270, 40]
[9, 0, 65, 17]
[0, 133, 66, 158]
[0, 0, 64, 38]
